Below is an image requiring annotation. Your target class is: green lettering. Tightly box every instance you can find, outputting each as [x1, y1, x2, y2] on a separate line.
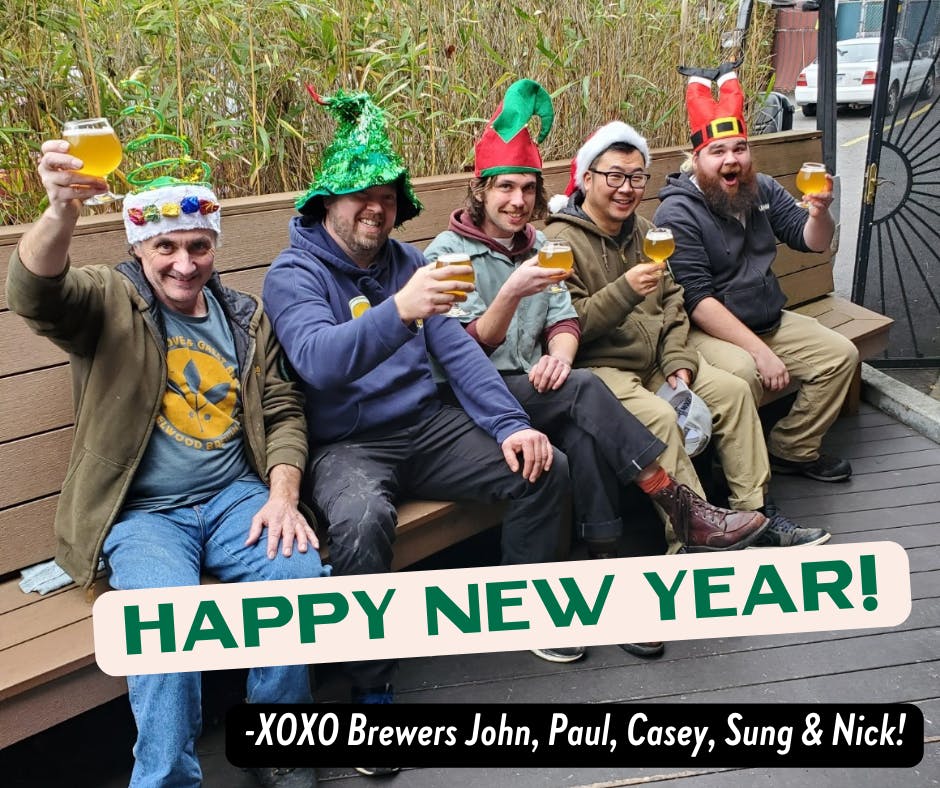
[643, 570, 687, 620]
[297, 593, 350, 643]
[124, 603, 176, 655]
[532, 575, 613, 627]
[486, 580, 529, 632]
[694, 567, 736, 618]
[802, 560, 854, 611]
[742, 565, 798, 615]
[352, 589, 396, 639]
[242, 596, 293, 647]
[425, 585, 481, 635]
[182, 601, 237, 651]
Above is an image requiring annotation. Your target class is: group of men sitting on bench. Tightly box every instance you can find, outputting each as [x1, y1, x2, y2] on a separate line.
[7, 68, 856, 788]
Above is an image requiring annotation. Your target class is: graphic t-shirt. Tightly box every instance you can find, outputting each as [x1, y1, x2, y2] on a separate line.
[125, 289, 253, 510]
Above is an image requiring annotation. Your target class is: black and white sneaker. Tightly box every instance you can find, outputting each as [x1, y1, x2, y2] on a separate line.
[753, 502, 831, 547]
[352, 685, 400, 778]
[530, 646, 586, 663]
[354, 767, 401, 777]
[770, 452, 852, 482]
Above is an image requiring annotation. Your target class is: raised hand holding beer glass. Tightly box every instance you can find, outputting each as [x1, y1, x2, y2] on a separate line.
[435, 253, 475, 317]
[538, 240, 573, 293]
[61, 118, 123, 205]
[795, 162, 828, 209]
[644, 226, 674, 274]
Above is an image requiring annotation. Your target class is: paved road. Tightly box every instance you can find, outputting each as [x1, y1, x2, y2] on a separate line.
[791, 103, 872, 298]
[791, 93, 939, 365]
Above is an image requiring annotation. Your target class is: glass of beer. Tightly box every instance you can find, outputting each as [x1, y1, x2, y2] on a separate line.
[538, 240, 574, 293]
[436, 252, 475, 317]
[795, 162, 828, 209]
[61, 117, 124, 205]
[643, 227, 675, 269]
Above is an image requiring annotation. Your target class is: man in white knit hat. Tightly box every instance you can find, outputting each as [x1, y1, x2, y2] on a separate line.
[545, 121, 830, 551]
[6, 139, 327, 788]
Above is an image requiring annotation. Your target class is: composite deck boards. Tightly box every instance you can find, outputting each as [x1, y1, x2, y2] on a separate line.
[4, 404, 937, 788]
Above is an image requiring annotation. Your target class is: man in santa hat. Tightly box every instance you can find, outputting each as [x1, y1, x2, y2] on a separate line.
[654, 64, 857, 484]
[545, 118, 829, 550]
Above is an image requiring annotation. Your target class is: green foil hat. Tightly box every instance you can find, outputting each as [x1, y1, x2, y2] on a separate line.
[295, 88, 422, 226]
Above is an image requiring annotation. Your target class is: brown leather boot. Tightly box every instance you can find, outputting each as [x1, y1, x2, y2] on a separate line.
[650, 478, 769, 551]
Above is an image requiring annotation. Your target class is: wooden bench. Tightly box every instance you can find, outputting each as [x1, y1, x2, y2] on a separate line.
[0, 128, 891, 749]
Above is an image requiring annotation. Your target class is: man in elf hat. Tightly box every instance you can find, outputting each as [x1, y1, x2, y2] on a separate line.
[545, 120, 830, 549]
[262, 90, 571, 718]
[7, 141, 328, 788]
[424, 79, 769, 663]
[654, 65, 857, 483]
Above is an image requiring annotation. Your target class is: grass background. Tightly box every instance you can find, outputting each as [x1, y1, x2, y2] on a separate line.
[0, 0, 776, 224]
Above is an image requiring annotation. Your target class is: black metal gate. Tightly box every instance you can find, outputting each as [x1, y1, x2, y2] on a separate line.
[851, 0, 940, 367]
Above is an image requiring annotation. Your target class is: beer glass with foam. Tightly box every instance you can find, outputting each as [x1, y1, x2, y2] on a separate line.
[538, 241, 573, 293]
[643, 227, 675, 268]
[795, 162, 828, 209]
[62, 118, 123, 205]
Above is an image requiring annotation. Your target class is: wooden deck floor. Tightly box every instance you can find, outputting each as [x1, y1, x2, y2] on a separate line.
[2, 404, 937, 787]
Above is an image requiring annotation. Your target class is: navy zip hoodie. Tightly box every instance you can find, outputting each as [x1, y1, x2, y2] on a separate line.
[654, 171, 813, 334]
[263, 217, 531, 445]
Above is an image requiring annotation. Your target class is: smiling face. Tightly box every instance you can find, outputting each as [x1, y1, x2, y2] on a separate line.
[691, 136, 760, 216]
[323, 184, 398, 268]
[477, 173, 539, 238]
[134, 229, 217, 316]
[581, 148, 648, 236]
[693, 136, 753, 190]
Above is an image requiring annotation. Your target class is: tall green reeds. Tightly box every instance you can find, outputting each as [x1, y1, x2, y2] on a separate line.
[0, 0, 775, 224]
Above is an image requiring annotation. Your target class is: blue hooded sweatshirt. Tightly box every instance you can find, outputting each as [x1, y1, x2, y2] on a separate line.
[263, 218, 531, 445]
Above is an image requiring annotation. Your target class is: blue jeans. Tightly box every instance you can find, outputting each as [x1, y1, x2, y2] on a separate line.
[102, 477, 330, 788]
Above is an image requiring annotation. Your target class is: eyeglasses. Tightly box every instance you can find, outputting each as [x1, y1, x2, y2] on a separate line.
[588, 169, 652, 189]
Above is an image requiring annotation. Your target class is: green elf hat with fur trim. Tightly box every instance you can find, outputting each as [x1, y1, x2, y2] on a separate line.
[474, 79, 554, 177]
[295, 87, 422, 226]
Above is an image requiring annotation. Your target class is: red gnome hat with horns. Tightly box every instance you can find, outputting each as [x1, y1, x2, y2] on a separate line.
[686, 71, 747, 152]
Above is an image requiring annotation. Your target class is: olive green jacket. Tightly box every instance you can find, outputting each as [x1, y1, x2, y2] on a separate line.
[544, 203, 699, 381]
[6, 251, 308, 588]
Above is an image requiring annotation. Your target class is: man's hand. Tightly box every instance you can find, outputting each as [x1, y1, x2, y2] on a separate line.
[529, 354, 572, 393]
[666, 368, 693, 389]
[244, 465, 317, 559]
[753, 345, 790, 391]
[624, 263, 664, 297]
[501, 428, 554, 483]
[246, 494, 319, 559]
[505, 256, 571, 298]
[37, 139, 109, 215]
[803, 173, 834, 219]
[394, 262, 474, 323]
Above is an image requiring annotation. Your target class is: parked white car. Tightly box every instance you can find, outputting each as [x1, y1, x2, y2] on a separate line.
[795, 37, 935, 117]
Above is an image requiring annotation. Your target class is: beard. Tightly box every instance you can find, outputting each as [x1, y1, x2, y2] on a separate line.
[326, 211, 389, 258]
[697, 166, 760, 218]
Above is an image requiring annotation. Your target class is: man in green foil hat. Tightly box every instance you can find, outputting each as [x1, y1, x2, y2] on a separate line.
[263, 90, 576, 756]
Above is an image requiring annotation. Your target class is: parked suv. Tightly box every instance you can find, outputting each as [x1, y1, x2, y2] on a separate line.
[795, 37, 935, 117]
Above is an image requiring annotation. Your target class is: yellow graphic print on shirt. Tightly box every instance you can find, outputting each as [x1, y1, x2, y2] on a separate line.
[159, 338, 242, 449]
[349, 295, 371, 319]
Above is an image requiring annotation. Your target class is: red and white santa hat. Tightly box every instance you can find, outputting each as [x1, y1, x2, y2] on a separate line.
[547, 120, 650, 213]
[687, 72, 747, 152]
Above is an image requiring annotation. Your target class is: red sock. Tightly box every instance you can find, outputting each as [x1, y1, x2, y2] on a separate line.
[637, 466, 671, 495]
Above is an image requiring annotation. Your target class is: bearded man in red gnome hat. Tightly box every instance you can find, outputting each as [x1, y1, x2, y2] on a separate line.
[655, 63, 858, 485]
